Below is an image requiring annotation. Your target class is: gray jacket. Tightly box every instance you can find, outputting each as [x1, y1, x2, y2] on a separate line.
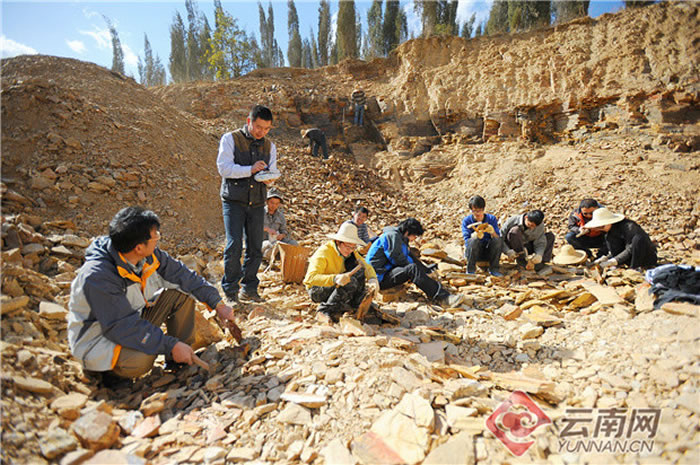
[263, 207, 289, 240]
[501, 214, 547, 256]
[67, 236, 221, 371]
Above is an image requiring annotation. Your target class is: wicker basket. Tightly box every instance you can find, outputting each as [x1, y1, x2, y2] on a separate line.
[278, 243, 311, 283]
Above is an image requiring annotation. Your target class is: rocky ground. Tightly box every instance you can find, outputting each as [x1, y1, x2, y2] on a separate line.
[2, 2, 699, 464]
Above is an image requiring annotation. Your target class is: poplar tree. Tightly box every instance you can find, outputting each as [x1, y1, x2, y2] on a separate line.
[552, 0, 590, 23]
[485, 0, 509, 35]
[461, 13, 476, 38]
[287, 0, 302, 67]
[258, 1, 282, 67]
[317, 0, 331, 66]
[206, 7, 256, 79]
[169, 12, 187, 83]
[365, 0, 384, 59]
[138, 34, 166, 86]
[336, 0, 356, 60]
[507, 1, 550, 32]
[104, 16, 125, 74]
[185, 0, 203, 80]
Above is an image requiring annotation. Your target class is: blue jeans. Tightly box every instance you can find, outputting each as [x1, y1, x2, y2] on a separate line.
[221, 200, 264, 296]
[354, 104, 364, 126]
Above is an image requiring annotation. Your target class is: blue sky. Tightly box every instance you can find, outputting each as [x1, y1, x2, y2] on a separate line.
[1, 1, 624, 81]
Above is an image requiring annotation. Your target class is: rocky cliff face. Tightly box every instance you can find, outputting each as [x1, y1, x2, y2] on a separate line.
[376, 1, 699, 146]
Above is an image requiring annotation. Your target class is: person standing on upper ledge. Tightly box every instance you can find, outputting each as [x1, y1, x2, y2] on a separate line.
[351, 88, 366, 126]
[217, 104, 280, 303]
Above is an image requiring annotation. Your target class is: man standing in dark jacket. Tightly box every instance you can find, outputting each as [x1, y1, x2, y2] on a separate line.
[366, 218, 464, 308]
[217, 105, 280, 303]
[565, 198, 608, 259]
[587, 208, 658, 268]
[301, 128, 329, 159]
[68, 207, 241, 384]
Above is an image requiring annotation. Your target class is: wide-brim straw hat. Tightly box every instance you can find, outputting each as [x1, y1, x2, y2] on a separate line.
[584, 207, 625, 229]
[328, 222, 366, 247]
[553, 244, 588, 265]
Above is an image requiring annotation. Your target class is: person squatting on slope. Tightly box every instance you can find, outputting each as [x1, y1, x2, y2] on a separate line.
[461, 195, 504, 277]
[565, 198, 608, 259]
[304, 222, 379, 322]
[501, 209, 555, 272]
[587, 207, 658, 269]
[367, 218, 464, 308]
[68, 207, 241, 386]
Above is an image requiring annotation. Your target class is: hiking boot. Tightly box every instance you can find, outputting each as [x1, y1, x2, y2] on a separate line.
[225, 292, 239, 304]
[163, 360, 188, 373]
[489, 269, 504, 277]
[466, 265, 476, 275]
[100, 371, 133, 390]
[438, 293, 465, 308]
[239, 289, 264, 303]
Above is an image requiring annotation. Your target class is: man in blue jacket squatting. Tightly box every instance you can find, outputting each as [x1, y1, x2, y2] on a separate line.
[461, 195, 504, 277]
[367, 218, 464, 308]
[68, 206, 241, 386]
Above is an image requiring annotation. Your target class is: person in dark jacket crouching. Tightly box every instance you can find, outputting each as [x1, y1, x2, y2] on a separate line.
[565, 198, 608, 259]
[68, 207, 241, 386]
[587, 208, 658, 269]
[366, 218, 464, 308]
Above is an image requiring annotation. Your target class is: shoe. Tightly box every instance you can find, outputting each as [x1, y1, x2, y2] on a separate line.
[438, 293, 465, 308]
[100, 371, 133, 390]
[239, 289, 264, 303]
[489, 269, 504, 277]
[163, 360, 188, 373]
[466, 266, 476, 275]
[319, 309, 341, 323]
[225, 292, 239, 304]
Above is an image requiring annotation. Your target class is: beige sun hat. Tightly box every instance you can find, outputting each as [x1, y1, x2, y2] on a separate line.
[553, 244, 588, 265]
[584, 207, 625, 229]
[328, 222, 366, 246]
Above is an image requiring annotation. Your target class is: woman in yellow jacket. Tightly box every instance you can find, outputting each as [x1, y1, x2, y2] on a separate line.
[304, 222, 379, 322]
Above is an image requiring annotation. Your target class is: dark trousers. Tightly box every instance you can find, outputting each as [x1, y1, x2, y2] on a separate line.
[506, 229, 555, 263]
[308, 272, 366, 316]
[465, 237, 503, 271]
[309, 138, 329, 159]
[222, 200, 264, 296]
[112, 289, 195, 378]
[565, 231, 608, 258]
[379, 262, 446, 301]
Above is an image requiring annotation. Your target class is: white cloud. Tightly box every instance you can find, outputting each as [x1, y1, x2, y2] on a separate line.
[80, 25, 111, 49]
[0, 35, 38, 58]
[66, 39, 86, 54]
[456, 0, 493, 30]
[83, 7, 100, 20]
[405, 1, 422, 39]
[122, 43, 139, 68]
